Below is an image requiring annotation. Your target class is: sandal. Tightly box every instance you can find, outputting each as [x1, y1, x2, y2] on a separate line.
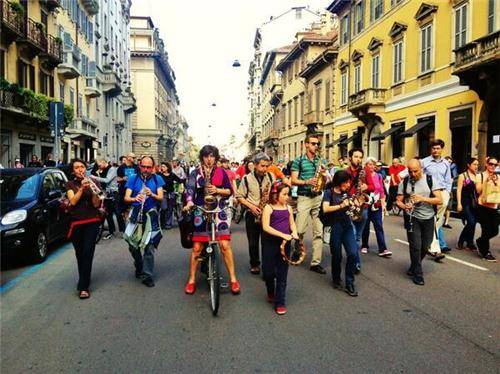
[230, 281, 241, 295]
[79, 290, 90, 299]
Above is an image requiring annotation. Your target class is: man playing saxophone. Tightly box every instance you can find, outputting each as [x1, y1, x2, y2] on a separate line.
[236, 153, 275, 275]
[123, 156, 164, 288]
[291, 134, 328, 274]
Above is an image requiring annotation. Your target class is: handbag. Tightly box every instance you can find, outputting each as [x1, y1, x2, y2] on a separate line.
[178, 211, 194, 249]
[482, 173, 500, 204]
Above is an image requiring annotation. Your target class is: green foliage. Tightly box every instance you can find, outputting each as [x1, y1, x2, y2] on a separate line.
[10, 1, 25, 17]
[0, 77, 9, 90]
[64, 105, 74, 126]
[7, 82, 23, 94]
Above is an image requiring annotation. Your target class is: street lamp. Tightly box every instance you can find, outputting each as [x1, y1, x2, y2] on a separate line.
[232, 59, 241, 67]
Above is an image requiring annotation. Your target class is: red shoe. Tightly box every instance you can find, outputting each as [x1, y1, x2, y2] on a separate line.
[230, 281, 241, 295]
[184, 282, 196, 295]
[275, 306, 287, 315]
[267, 293, 275, 303]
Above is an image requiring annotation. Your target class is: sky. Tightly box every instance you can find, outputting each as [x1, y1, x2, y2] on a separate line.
[130, 0, 329, 155]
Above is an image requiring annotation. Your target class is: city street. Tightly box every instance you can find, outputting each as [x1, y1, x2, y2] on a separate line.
[1, 215, 499, 373]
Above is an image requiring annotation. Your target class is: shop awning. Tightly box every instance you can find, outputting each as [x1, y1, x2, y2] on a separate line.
[371, 124, 404, 141]
[339, 132, 357, 145]
[400, 120, 433, 138]
[327, 135, 347, 148]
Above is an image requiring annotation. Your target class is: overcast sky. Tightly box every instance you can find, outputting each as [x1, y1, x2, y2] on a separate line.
[130, 0, 329, 152]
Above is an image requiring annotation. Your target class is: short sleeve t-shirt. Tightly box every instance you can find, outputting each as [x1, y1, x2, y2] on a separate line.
[397, 175, 441, 220]
[291, 155, 325, 195]
[322, 188, 350, 223]
[117, 164, 139, 193]
[125, 174, 165, 211]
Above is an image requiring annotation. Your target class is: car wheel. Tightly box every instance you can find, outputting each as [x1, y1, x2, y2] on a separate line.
[32, 231, 48, 263]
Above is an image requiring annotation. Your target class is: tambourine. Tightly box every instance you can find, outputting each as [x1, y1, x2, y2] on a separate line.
[280, 238, 306, 266]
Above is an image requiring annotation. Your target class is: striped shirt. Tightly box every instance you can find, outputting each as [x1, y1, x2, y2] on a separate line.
[291, 154, 324, 195]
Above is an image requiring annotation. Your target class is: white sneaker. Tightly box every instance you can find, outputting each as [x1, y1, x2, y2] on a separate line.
[378, 250, 392, 257]
[361, 248, 368, 254]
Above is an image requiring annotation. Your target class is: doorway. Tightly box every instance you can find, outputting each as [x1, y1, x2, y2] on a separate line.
[20, 143, 34, 166]
[450, 108, 472, 172]
[417, 117, 435, 158]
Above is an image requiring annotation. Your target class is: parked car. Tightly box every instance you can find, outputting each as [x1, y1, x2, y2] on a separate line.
[0, 168, 70, 263]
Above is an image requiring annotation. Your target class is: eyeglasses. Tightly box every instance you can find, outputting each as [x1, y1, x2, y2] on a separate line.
[140, 165, 153, 169]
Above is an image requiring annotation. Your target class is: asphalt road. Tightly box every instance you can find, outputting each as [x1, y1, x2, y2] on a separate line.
[1, 215, 499, 373]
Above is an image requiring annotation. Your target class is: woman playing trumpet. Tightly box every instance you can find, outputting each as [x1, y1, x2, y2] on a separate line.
[66, 159, 103, 299]
[183, 145, 240, 295]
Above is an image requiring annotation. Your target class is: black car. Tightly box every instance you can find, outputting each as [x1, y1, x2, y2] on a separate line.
[0, 168, 70, 263]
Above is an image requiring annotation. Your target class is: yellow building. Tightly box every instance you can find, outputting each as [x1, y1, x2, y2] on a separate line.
[130, 16, 180, 162]
[327, 0, 498, 171]
[275, 28, 336, 162]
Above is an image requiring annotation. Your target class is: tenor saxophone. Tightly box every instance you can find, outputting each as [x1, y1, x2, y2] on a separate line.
[256, 182, 270, 223]
[346, 168, 367, 222]
[311, 155, 326, 194]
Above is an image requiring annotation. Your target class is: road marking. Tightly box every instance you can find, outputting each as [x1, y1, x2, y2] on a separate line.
[370, 230, 375, 234]
[0, 242, 72, 295]
[392, 239, 489, 271]
[445, 256, 489, 271]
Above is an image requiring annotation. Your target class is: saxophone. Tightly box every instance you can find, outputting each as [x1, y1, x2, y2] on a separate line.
[203, 166, 218, 210]
[346, 168, 367, 222]
[311, 154, 327, 195]
[256, 181, 270, 223]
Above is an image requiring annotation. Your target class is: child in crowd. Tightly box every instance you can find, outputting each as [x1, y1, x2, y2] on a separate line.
[261, 182, 298, 315]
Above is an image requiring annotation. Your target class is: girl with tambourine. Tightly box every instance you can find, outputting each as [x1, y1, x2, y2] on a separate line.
[261, 182, 299, 315]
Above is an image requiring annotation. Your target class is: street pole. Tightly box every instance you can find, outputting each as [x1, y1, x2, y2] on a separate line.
[54, 107, 60, 163]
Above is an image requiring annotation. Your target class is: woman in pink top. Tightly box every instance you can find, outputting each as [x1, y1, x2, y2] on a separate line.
[361, 157, 392, 257]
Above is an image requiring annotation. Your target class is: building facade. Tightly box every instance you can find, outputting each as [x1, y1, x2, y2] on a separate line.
[327, 0, 498, 171]
[247, 6, 322, 154]
[130, 16, 181, 162]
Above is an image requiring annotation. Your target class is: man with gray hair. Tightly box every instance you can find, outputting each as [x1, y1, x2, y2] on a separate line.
[236, 152, 275, 274]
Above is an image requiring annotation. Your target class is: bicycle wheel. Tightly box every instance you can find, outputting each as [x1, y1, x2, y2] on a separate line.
[207, 243, 221, 316]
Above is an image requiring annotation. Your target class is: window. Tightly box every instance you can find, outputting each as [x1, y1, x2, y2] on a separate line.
[69, 88, 74, 107]
[370, 0, 383, 22]
[372, 54, 380, 88]
[315, 82, 321, 112]
[341, 70, 348, 106]
[354, 1, 365, 35]
[288, 101, 292, 128]
[488, 0, 495, 33]
[393, 40, 403, 84]
[39, 72, 49, 95]
[354, 64, 361, 93]
[299, 93, 304, 122]
[325, 80, 331, 110]
[340, 15, 350, 45]
[293, 97, 298, 125]
[77, 94, 83, 117]
[390, 0, 402, 7]
[420, 23, 432, 73]
[454, 3, 468, 49]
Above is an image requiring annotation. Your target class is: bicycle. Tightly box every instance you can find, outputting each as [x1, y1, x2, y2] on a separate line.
[192, 204, 231, 316]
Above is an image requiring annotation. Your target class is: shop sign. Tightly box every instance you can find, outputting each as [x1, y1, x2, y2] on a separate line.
[449, 108, 472, 129]
[18, 133, 36, 141]
[40, 136, 55, 143]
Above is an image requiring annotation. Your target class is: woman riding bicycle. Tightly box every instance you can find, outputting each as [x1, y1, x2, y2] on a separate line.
[183, 145, 240, 295]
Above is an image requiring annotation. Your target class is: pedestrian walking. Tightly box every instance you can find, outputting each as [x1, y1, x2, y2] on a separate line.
[66, 158, 103, 299]
[456, 157, 479, 251]
[261, 182, 298, 315]
[236, 152, 274, 275]
[421, 139, 452, 257]
[158, 161, 183, 229]
[361, 157, 392, 257]
[474, 156, 499, 262]
[44, 153, 56, 167]
[321, 170, 359, 296]
[123, 156, 164, 287]
[117, 153, 139, 223]
[28, 155, 42, 167]
[387, 158, 405, 211]
[396, 159, 443, 286]
[290, 134, 327, 274]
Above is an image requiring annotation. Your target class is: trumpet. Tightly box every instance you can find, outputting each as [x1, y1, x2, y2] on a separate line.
[85, 177, 105, 199]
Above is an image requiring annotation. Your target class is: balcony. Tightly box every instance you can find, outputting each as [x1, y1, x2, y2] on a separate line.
[121, 91, 136, 113]
[84, 78, 101, 98]
[40, 34, 62, 68]
[0, 88, 50, 126]
[348, 88, 386, 118]
[18, 18, 47, 58]
[303, 110, 324, 126]
[57, 49, 81, 79]
[454, 31, 499, 73]
[269, 85, 283, 107]
[101, 69, 122, 97]
[40, 0, 61, 12]
[81, 0, 99, 15]
[66, 116, 98, 139]
[1, 0, 24, 43]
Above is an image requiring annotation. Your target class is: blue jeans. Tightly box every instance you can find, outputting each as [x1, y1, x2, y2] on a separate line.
[438, 227, 448, 249]
[458, 204, 476, 247]
[361, 208, 387, 252]
[129, 243, 156, 279]
[329, 220, 357, 286]
[352, 208, 368, 267]
[160, 192, 175, 228]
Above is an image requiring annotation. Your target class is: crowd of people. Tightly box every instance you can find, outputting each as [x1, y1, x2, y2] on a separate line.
[16, 139, 498, 315]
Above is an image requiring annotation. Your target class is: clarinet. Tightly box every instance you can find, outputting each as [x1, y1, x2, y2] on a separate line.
[136, 181, 147, 224]
[408, 179, 416, 233]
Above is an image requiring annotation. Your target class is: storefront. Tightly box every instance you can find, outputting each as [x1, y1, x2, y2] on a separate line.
[372, 122, 405, 161]
[449, 107, 473, 172]
[400, 116, 435, 158]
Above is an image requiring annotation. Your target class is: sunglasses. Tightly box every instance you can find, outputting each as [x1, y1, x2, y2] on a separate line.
[488, 162, 498, 167]
[309, 142, 320, 146]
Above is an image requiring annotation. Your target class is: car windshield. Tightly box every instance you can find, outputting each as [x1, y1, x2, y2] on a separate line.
[0, 173, 39, 202]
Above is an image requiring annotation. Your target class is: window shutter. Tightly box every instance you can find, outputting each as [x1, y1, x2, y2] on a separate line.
[89, 61, 96, 77]
[64, 32, 72, 50]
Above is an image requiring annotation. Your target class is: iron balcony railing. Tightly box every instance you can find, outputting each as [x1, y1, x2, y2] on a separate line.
[1, 0, 23, 36]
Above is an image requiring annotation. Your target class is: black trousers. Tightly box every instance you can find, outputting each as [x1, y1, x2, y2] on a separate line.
[104, 192, 125, 233]
[245, 211, 262, 267]
[262, 233, 289, 307]
[387, 185, 398, 210]
[70, 221, 100, 291]
[476, 205, 499, 256]
[405, 216, 434, 277]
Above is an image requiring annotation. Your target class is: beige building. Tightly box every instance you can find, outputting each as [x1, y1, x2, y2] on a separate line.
[130, 16, 182, 162]
[1, 0, 99, 165]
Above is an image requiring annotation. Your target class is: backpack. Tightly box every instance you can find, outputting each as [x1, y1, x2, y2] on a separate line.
[403, 175, 436, 214]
